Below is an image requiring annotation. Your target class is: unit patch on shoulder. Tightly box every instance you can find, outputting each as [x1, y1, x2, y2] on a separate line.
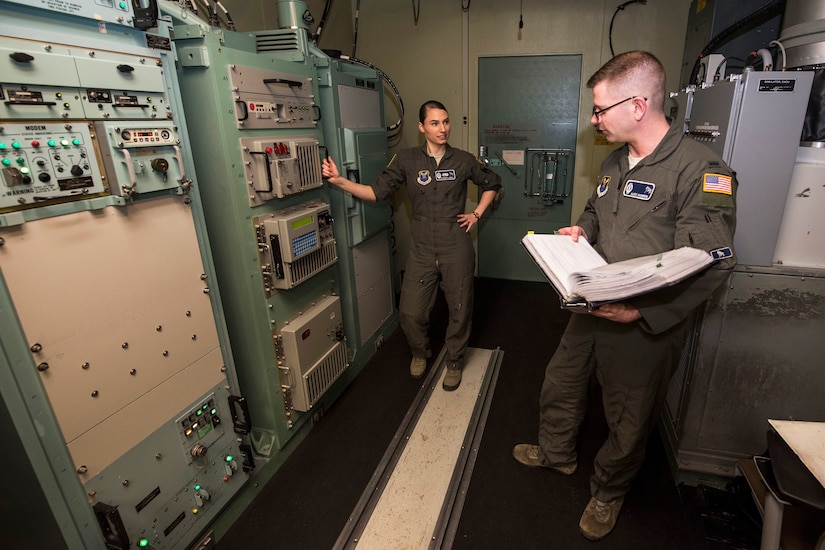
[701, 173, 734, 207]
[622, 179, 655, 200]
[435, 169, 456, 181]
[417, 170, 432, 186]
[597, 176, 610, 198]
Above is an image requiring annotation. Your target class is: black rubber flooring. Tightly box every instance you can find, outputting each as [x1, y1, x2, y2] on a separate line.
[218, 277, 762, 550]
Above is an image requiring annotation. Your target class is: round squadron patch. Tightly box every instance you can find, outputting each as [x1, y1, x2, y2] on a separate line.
[417, 170, 432, 186]
[597, 176, 610, 198]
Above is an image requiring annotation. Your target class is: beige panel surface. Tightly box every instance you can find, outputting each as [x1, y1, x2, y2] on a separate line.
[356, 347, 492, 549]
[0, 196, 223, 473]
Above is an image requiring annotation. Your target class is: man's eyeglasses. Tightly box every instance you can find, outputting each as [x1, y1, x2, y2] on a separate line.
[591, 96, 646, 121]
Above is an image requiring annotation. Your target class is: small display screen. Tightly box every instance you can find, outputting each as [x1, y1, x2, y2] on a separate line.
[291, 215, 314, 230]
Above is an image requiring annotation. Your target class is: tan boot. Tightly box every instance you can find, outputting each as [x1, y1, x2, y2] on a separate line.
[442, 364, 462, 391]
[578, 496, 624, 541]
[512, 444, 577, 474]
[410, 357, 427, 378]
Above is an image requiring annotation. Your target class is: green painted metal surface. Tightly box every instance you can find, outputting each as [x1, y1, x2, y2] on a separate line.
[477, 55, 581, 281]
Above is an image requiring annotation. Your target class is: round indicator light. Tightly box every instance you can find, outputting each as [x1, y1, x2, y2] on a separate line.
[0, 143, 6, 150]
[225, 455, 233, 462]
[138, 538, 149, 548]
[47, 140, 56, 147]
[194, 484, 201, 491]
[16, 157, 25, 164]
[19, 167, 30, 175]
[12, 141, 21, 149]
[31, 140, 40, 147]
[72, 139, 81, 146]
[60, 139, 69, 147]
[1, 159, 11, 166]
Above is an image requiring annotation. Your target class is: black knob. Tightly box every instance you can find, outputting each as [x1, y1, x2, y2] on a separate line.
[10, 52, 34, 63]
[38, 173, 51, 182]
[71, 165, 84, 177]
[151, 158, 169, 173]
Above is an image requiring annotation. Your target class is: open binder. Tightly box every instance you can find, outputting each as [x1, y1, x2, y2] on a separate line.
[521, 233, 714, 310]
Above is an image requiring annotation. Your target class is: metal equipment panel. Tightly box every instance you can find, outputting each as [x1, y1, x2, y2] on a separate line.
[1, 197, 223, 471]
[74, 51, 166, 93]
[95, 120, 188, 197]
[229, 65, 317, 130]
[686, 70, 814, 266]
[0, 41, 79, 87]
[1, 5, 247, 548]
[2, 0, 136, 27]
[315, 56, 397, 362]
[352, 229, 394, 345]
[255, 200, 337, 292]
[663, 268, 825, 481]
[0, 121, 108, 210]
[773, 146, 825, 269]
[278, 294, 348, 412]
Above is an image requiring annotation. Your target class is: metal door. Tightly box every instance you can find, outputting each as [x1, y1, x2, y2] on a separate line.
[477, 55, 580, 281]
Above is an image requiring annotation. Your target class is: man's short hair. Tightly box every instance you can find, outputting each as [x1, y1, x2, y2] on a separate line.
[587, 51, 666, 108]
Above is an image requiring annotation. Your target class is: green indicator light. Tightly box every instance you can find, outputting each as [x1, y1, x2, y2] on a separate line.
[19, 167, 30, 175]
[47, 140, 56, 147]
[196, 409, 202, 415]
[1, 159, 11, 166]
[60, 139, 69, 146]
[119, 1, 127, 9]
[12, 141, 21, 149]
[16, 157, 25, 164]
[72, 138, 81, 146]
[0, 143, 6, 149]
[194, 484, 201, 491]
[138, 539, 149, 548]
[211, 408, 217, 415]
[225, 455, 233, 462]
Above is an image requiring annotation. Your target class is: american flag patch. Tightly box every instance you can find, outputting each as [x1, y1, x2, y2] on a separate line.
[703, 173, 732, 194]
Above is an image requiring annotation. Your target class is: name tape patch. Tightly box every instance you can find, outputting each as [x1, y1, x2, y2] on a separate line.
[435, 169, 456, 181]
[623, 179, 655, 200]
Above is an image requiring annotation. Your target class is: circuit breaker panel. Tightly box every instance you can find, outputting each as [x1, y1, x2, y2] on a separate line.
[0, 3, 248, 548]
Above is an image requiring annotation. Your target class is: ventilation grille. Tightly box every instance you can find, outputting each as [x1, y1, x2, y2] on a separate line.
[296, 141, 323, 192]
[291, 340, 349, 412]
[276, 239, 337, 289]
[255, 30, 301, 52]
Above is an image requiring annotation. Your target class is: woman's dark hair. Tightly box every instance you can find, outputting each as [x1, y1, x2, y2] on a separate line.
[419, 100, 448, 123]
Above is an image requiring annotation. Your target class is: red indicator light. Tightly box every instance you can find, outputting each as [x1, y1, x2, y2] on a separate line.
[31, 141, 41, 147]
[265, 147, 273, 154]
[249, 103, 256, 110]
